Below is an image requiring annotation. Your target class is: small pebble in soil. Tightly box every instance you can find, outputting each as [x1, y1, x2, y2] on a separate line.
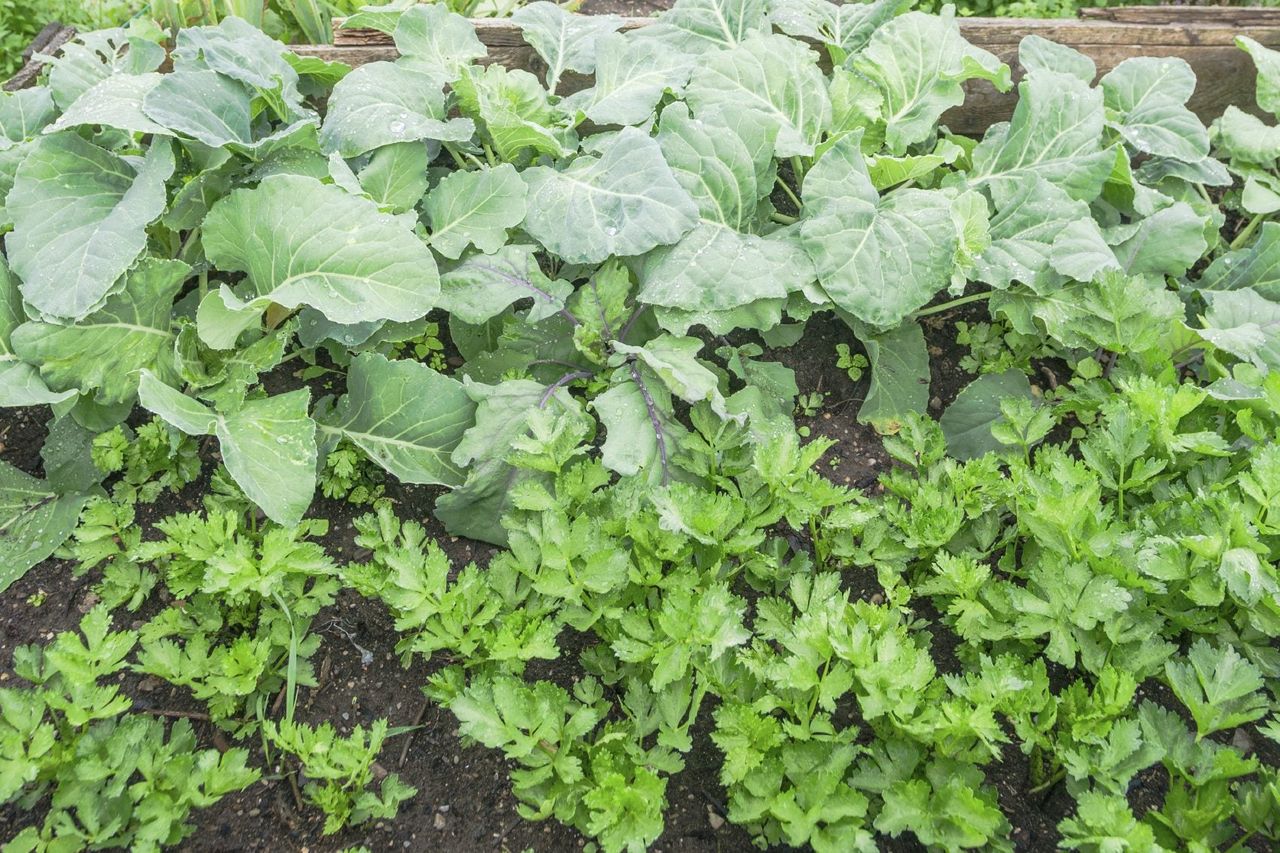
[433, 813, 447, 830]
[707, 806, 725, 830]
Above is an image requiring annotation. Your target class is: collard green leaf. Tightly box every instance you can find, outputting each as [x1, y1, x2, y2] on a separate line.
[940, 370, 1032, 460]
[46, 28, 166, 110]
[1101, 57, 1209, 165]
[0, 87, 57, 146]
[653, 102, 775, 230]
[971, 68, 1113, 206]
[200, 174, 440, 337]
[1198, 288, 1280, 372]
[800, 133, 957, 328]
[453, 64, 573, 162]
[852, 9, 1009, 155]
[320, 62, 474, 158]
[139, 372, 316, 526]
[439, 244, 573, 325]
[0, 257, 75, 407]
[343, 0, 415, 35]
[973, 178, 1117, 290]
[172, 16, 302, 105]
[0, 89, 57, 229]
[1106, 201, 1208, 277]
[685, 32, 830, 157]
[522, 127, 698, 264]
[593, 378, 681, 481]
[1213, 106, 1280, 166]
[612, 334, 737, 421]
[142, 70, 264, 149]
[392, 4, 487, 81]
[319, 352, 476, 486]
[215, 391, 317, 528]
[770, 0, 908, 57]
[357, 141, 433, 213]
[424, 164, 529, 260]
[638, 103, 807, 311]
[567, 33, 695, 128]
[49, 72, 168, 136]
[1198, 222, 1280, 300]
[855, 319, 929, 433]
[640, 224, 810, 312]
[511, 3, 623, 92]
[1018, 35, 1095, 84]
[7, 133, 174, 321]
[10, 258, 187, 406]
[175, 321, 292, 411]
[1238, 35, 1280, 119]
[0, 460, 91, 593]
[644, 0, 769, 54]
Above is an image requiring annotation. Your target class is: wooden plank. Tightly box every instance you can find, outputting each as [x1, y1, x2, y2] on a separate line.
[3, 22, 76, 92]
[333, 14, 1280, 47]
[1079, 5, 1280, 26]
[310, 15, 1280, 134]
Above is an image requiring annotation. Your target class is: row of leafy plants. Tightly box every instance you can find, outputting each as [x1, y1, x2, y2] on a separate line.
[2, 0, 1280, 849]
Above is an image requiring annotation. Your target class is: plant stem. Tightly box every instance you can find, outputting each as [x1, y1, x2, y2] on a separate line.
[770, 211, 799, 226]
[790, 155, 807, 187]
[776, 176, 803, 213]
[444, 144, 472, 171]
[910, 290, 992, 319]
[629, 362, 669, 486]
[539, 371, 592, 408]
[1230, 213, 1263, 250]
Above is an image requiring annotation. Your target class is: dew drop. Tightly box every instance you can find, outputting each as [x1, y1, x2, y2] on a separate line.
[605, 226, 619, 237]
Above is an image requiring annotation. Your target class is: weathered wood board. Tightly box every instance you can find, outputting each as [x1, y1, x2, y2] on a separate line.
[298, 10, 1280, 134]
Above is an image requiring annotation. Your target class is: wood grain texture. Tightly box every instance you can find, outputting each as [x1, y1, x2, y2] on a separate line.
[1079, 5, 1280, 25]
[3, 23, 76, 92]
[313, 14, 1280, 133]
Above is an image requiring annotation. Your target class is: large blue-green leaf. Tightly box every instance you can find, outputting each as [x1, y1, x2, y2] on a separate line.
[852, 9, 1010, 155]
[49, 73, 168, 136]
[0, 460, 91, 593]
[1101, 57, 1208, 164]
[10, 258, 187, 406]
[392, 4, 487, 81]
[139, 372, 317, 526]
[318, 352, 476, 486]
[439, 244, 573, 325]
[973, 178, 1117, 290]
[971, 61, 1113, 206]
[511, 2, 623, 92]
[423, 164, 528, 259]
[685, 32, 830, 157]
[1199, 289, 1280, 373]
[565, 33, 695, 127]
[1198, 222, 1280, 300]
[200, 174, 440, 343]
[6, 133, 174, 321]
[642, 0, 769, 54]
[855, 319, 930, 433]
[800, 133, 957, 328]
[940, 369, 1033, 460]
[521, 127, 698, 264]
[770, 0, 908, 56]
[0, 257, 75, 407]
[453, 64, 573, 162]
[319, 62, 474, 158]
